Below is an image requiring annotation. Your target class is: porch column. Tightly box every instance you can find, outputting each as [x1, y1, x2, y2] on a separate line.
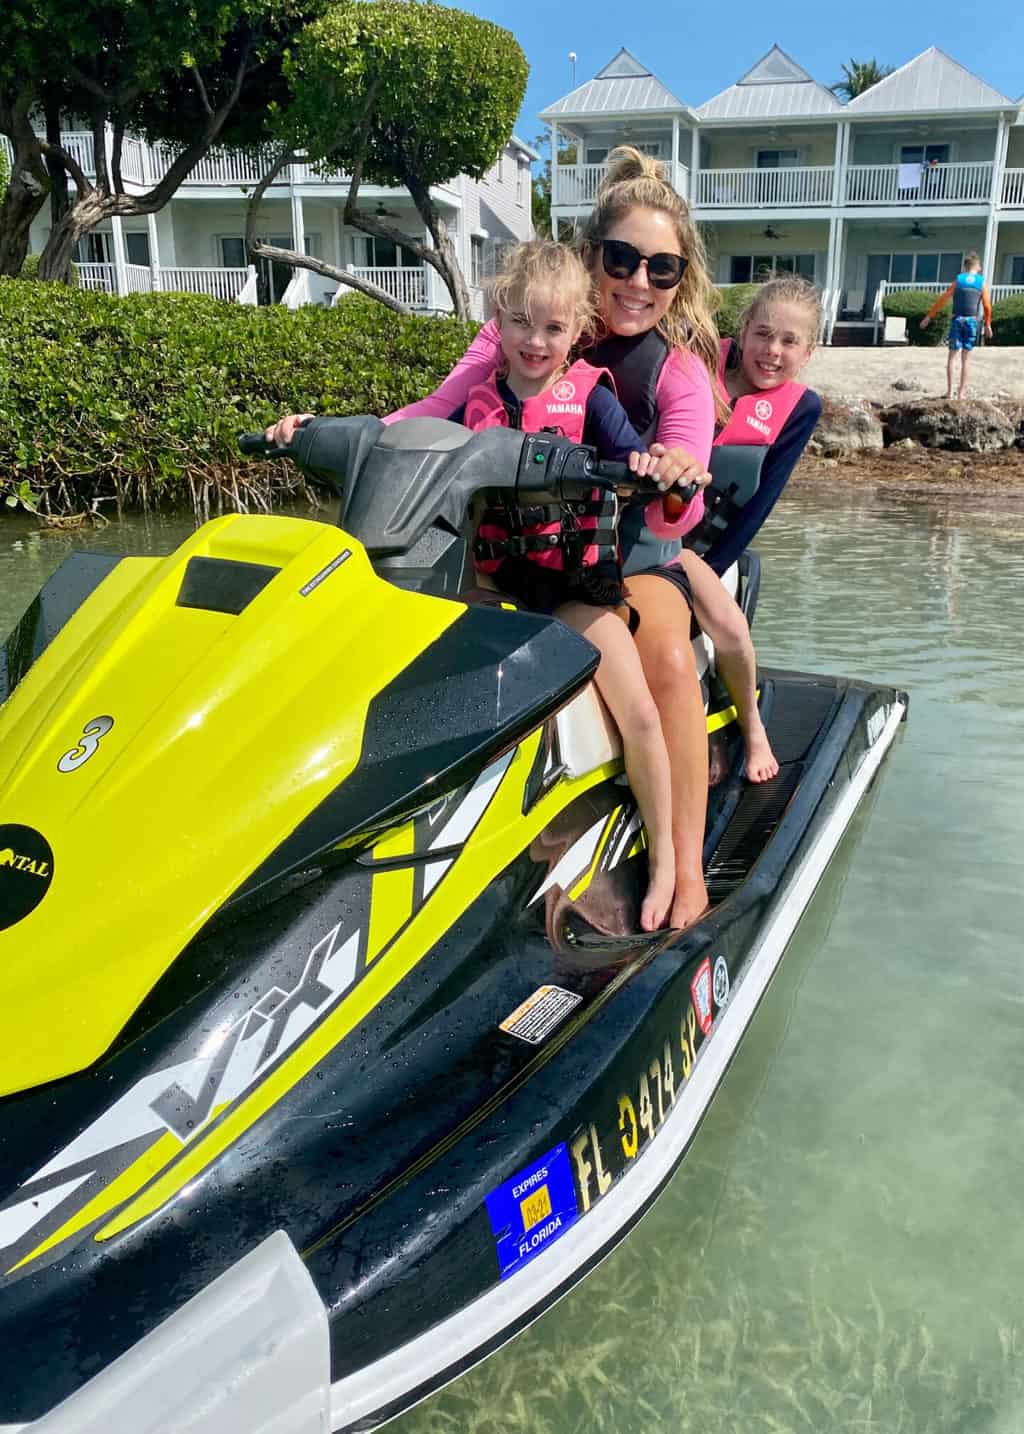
[550, 122, 559, 237]
[690, 124, 700, 208]
[670, 116, 679, 196]
[290, 190, 305, 255]
[146, 211, 161, 291]
[989, 114, 1009, 209]
[332, 208, 343, 268]
[110, 214, 128, 295]
[983, 213, 999, 282]
[831, 121, 848, 208]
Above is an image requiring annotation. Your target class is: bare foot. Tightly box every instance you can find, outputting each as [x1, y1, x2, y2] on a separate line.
[641, 855, 675, 932]
[744, 723, 779, 784]
[669, 874, 709, 931]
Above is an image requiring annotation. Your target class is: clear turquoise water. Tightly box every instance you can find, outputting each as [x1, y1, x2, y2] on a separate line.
[3, 487, 1024, 1432]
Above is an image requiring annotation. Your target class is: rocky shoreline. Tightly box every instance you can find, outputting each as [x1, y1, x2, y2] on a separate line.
[795, 393, 1024, 492]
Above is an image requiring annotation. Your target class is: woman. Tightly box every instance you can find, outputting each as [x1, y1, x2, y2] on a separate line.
[268, 148, 719, 928]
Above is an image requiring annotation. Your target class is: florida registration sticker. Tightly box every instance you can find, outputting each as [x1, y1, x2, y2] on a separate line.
[485, 1143, 579, 1279]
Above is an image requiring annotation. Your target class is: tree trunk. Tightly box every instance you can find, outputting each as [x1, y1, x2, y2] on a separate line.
[401, 171, 471, 319]
[0, 133, 48, 277]
[39, 196, 109, 283]
[44, 102, 72, 282]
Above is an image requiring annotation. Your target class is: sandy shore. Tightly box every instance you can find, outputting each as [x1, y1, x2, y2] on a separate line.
[804, 346, 1024, 403]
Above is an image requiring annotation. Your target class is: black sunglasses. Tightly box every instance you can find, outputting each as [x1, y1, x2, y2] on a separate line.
[601, 239, 688, 290]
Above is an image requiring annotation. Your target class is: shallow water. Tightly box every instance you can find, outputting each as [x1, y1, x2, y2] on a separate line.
[3, 488, 1024, 1432]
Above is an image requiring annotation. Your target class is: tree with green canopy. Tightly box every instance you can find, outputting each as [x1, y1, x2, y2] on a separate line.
[831, 59, 894, 101]
[0, 0, 323, 280]
[245, 0, 528, 318]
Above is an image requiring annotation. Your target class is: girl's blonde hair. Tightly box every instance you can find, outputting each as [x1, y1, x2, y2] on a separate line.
[579, 146, 726, 417]
[737, 275, 821, 348]
[488, 240, 598, 345]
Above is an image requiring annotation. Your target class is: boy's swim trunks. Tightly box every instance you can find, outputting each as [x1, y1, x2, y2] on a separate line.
[948, 315, 978, 351]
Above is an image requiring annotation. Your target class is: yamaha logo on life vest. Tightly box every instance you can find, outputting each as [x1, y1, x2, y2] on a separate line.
[551, 379, 576, 402]
[754, 398, 773, 422]
[0, 824, 55, 930]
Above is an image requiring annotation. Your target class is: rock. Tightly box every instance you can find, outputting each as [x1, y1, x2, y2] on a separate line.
[806, 396, 884, 458]
[890, 437, 917, 450]
[879, 398, 1016, 454]
[891, 378, 923, 393]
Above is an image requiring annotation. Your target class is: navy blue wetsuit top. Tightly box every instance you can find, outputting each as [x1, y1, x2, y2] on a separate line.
[704, 389, 822, 575]
[450, 377, 644, 462]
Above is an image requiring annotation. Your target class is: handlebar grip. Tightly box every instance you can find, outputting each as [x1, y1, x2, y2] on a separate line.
[590, 458, 632, 484]
[661, 481, 700, 521]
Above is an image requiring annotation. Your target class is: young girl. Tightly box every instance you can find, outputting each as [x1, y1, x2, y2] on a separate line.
[456, 240, 678, 932]
[656, 276, 823, 782]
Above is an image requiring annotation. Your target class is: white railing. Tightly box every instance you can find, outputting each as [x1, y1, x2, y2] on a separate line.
[845, 161, 992, 205]
[124, 263, 153, 294]
[76, 262, 117, 292]
[349, 265, 426, 307]
[552, 160, 688, 206]
[158, 267, 250, 300]
[1001, 169, 1024, 207]
[147, 143, 289, 187]
[991, 284, 1024, 302]
[697, 165, 834, 208]
[877, 279, 1024, 322]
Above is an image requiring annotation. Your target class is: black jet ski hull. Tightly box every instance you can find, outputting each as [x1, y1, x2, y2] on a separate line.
[0, 670, 905, 1434]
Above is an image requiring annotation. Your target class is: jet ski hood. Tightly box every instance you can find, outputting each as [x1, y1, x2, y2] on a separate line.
[0, 515, 591, 1097]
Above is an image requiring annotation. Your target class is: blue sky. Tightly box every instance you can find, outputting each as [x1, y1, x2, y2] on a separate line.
[458, 0, 1023, 148]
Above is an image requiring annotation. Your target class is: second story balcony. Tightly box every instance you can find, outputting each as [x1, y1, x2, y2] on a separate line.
[552, 159, 690, 207]
[696, 165, 834, 208]
[844, 160, 994, 206]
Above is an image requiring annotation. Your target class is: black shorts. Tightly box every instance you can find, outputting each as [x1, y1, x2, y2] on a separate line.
[487, 556, 623, 616]
[624, 560, 694, 611]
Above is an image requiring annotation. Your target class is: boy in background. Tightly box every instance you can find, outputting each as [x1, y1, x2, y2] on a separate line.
[919, 251, 993, 400]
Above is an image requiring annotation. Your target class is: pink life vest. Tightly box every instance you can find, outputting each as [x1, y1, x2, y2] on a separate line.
[714, 338, 806, 446]
[465, 361, 618, 575]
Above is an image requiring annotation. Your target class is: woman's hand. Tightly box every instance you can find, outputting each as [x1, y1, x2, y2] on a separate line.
[630, 443, 711, 492]
[264, 413, 314, 447]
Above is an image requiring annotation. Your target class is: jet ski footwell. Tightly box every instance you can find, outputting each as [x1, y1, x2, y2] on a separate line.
[1, 674, 906, 1434]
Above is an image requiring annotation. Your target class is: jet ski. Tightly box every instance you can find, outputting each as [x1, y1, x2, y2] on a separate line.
[0, 418, 906, 1434]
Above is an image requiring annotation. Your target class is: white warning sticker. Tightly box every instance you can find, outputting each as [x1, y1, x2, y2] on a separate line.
[499, 985, 583, 1045]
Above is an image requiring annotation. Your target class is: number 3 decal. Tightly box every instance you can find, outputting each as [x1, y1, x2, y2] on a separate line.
[58, 715, 114, 773]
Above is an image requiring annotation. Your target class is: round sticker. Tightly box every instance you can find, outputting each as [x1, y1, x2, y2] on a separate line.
[0, 824, 55, 930]
[551, 380, 576, 402]
[712, 955, 730, 1008]
[754, 398, 773, 422]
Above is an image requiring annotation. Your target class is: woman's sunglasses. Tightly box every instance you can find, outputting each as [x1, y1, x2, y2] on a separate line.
[601, 239, 688, 290]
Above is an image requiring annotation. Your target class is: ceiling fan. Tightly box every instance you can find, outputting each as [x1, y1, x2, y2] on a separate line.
[761, 225, 789, 240]
[907, 220, 932, 238]
[373, 199, 402, 219]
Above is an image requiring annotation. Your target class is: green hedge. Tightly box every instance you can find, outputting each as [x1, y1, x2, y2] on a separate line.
[714, 283, 759, 339]
[989, 293, 1024, 346]
[879, 289, 947, 346]
[0, 280, 478, 514]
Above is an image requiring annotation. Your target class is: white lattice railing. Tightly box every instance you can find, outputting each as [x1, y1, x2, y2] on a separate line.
[158, 267, 251, 300]
[991, 284, 1024, 302]
[76, 262, 117, 292]
[123, 263, 152, 294]
[552, 160, 688, 207]
[1001, 169, 1024, 207]
[877, 279, 1024, 320]
[349, 265, 426, 307]
[845, 161, 993, 205]
[697, 166, 834, 208]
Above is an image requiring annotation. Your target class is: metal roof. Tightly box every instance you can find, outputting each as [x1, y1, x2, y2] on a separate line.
[845, 47, 1013, 114]
[697, 45, 842, 121]
[539, 49, 688, 120]
[509, 134, 540, 161]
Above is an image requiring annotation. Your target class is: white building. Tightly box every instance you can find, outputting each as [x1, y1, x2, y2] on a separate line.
[542, 46, 1024, 342]
[11, 133, 538, 316]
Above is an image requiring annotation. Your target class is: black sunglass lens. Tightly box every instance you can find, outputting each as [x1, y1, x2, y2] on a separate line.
[603, 241, 637, 277]
[648, 255, 686, 286]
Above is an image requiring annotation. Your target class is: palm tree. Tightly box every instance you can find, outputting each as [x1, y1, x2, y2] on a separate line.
[831, 59, 894, 100]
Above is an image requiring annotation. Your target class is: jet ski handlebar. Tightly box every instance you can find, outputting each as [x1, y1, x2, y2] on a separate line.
[238, 417, 695, 557]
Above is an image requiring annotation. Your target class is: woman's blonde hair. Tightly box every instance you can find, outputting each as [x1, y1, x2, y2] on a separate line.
[737, 275, 821, 348]
[580, 146, 726, 417]
[488, 240, 598, 345]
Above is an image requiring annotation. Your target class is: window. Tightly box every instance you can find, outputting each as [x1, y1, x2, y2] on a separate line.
[915, 253, 939, 282]
[890, 253, 914, 283]
[76, 233, 112, 264]
[516, 161, 525, 204]
[900, 143, 950, 166]
[471, 236, 485, 287]
[729, 254, 814, 284]
[125, 233, 150, 267]
[221, 236, 247, 268]
[1012, 256, 1024, 285]
[365, 236, 411, 268]
[938, 252, 961, 282]
[585, 147, 609, 165]
[757, 148, 801, 169]
[876, 252, 963, 285]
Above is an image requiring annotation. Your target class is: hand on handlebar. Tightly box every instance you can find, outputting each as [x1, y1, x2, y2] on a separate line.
[264, 412, 315, 447]
[629, 444, 712, 493]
